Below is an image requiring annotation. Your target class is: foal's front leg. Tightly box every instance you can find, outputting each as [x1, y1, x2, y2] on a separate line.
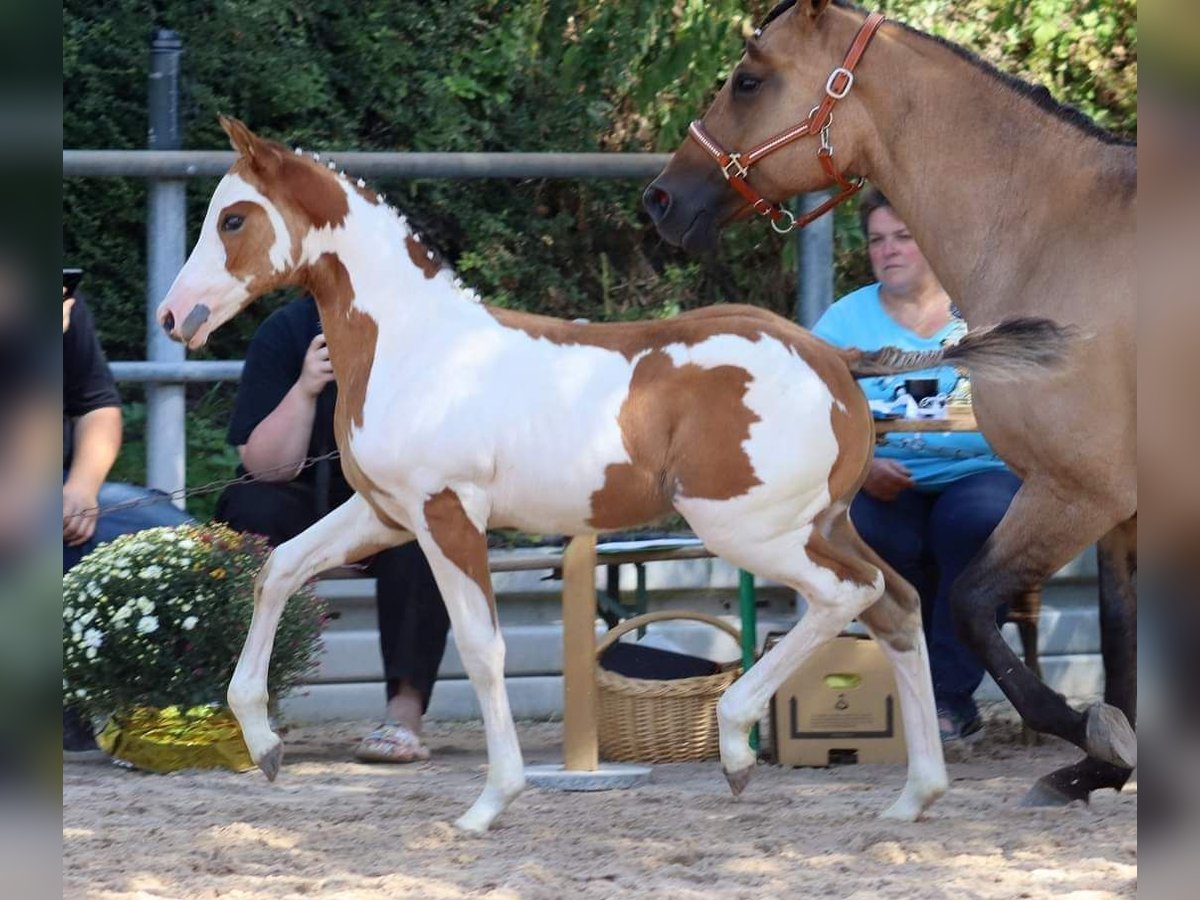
[417, 487, 524, 833]
[229, 493, 411, 779]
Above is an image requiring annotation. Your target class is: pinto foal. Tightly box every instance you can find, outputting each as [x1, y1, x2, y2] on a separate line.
[159, 117, 1068, 832]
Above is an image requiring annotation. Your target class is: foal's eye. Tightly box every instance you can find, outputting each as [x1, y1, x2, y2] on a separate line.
[733, 73, 763, 97]
[220, 214, 245, 232]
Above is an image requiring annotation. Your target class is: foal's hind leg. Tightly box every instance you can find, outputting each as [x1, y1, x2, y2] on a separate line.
[689, 506, 885, 797]
[830, 510, 948, 821]
[229, 494, 411, 778]
[1023, 517, 1137, 806]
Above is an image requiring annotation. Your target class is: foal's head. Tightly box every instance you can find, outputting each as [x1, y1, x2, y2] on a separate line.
[157, 116, 370, 348]
[644, 0, 875, 252]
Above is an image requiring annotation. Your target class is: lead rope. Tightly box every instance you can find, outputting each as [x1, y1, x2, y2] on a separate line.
[64, 450, 343, 522]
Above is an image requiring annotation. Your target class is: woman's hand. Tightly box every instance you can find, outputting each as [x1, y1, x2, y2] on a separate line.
[861, 459, 915, 501]
[298, 333, 335, 397]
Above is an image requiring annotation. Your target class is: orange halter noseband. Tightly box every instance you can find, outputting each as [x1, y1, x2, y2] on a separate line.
[687, 11, 886, 234]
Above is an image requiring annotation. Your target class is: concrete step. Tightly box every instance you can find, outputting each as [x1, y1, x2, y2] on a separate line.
[282, 650, 1106, 725]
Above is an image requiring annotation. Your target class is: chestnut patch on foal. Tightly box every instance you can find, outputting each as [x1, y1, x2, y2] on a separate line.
[218, 200, 282, 292]
[588, 350, 763, 528]
[424, 488, 497, 626]
[405, 235, 442, 279]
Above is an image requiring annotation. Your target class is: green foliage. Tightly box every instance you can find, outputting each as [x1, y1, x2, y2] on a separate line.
[63, 1, 1136, 506]
[63, 523, 326, 718]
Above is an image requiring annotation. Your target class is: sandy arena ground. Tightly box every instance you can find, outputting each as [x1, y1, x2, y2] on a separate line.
[63, 715, 1136, 899]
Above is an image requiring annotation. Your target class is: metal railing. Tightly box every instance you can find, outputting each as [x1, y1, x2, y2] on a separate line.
[65, 31, 835, 509]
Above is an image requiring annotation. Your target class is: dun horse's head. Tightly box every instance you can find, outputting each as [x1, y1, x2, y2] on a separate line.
[644, 0, 881, 253]
[157, 116, 359, 348]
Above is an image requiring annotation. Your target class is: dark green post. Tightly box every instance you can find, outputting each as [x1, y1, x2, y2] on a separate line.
[738, 569, 759, 752]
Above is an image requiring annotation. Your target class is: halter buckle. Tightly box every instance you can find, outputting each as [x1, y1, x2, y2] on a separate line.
[825, 67, 854, 100]
[721, 153, 749, 181]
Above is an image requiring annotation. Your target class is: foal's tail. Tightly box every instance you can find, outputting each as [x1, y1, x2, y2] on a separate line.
[845, 317, 1078, 381]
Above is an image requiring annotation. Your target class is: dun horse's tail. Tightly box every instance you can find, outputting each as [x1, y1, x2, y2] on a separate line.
[846, 317, 1077, 381]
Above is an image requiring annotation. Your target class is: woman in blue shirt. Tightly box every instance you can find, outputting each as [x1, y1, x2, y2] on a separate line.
[813, 189, 1019, 743]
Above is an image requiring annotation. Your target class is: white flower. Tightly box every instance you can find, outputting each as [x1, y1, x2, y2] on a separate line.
[179, 539, 196, 550]
[112, 604, 133, 624]
[182, 616, 199, 631]
[138, 565, 164, 580]
[82, 628, 104, 650]
[85, 647, 97, 660]
[136, 597, 154, 615]
[136, 615, 160, 635]
[74, 688, 89, 699]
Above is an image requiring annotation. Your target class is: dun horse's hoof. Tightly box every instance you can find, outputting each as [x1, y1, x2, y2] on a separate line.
[1019, 777, 1080, 808]
[1083, 703, 1136, 770]
[257, 742, 284, 782]
[723, 765, 753, 797]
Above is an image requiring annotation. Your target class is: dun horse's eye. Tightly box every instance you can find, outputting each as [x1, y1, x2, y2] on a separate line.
[221, 214, 245, 232]
[734, 73, 763, 96]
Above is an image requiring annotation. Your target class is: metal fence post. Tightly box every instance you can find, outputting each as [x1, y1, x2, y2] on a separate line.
[794, 191, 835, 328]
[145, 29, 187, 506]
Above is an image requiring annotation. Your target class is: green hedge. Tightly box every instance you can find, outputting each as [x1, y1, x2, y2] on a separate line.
[63, 0, 1135, 516]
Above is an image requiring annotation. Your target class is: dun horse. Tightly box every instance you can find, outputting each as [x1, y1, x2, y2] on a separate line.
[644, 0, 1137, 806]
[159, 117, 1070, 832]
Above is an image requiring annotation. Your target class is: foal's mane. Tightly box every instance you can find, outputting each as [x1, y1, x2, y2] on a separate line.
[284, 142, 451, 273]
[758, 0, 1134, 147]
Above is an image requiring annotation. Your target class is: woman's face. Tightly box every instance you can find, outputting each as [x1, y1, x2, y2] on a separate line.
[866, 206, 934, 295]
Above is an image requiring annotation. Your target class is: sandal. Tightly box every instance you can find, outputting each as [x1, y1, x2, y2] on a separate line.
[354, 723, 431, 763]
[938, 706, 983, 744]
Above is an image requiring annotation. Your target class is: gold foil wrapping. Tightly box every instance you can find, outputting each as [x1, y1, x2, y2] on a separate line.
[97, 706, 255, 774]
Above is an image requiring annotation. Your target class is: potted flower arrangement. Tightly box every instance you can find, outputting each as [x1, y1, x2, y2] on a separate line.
[63, 522, 326, 772]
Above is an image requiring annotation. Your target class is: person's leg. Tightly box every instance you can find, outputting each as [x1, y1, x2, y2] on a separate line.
[926, 469, 1023, 731]
[213, 480, 318, 546]
[357, 542, 450, 759]
[849, 488, 935, 624]
[63, 481, 192, 574]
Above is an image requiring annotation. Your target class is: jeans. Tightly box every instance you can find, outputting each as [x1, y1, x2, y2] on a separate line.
[62, 479, 192, 574]
[850, 470, 1021, 721]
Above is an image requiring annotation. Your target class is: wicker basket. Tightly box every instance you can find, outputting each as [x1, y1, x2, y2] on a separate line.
[596, 610, 742, 763]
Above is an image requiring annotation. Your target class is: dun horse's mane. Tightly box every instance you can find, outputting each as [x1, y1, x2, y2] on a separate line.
[758, 0, 1134, 147]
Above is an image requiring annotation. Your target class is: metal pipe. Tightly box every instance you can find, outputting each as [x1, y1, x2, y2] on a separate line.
[63, 149, 673, 180]
[109, 361, 244, 382]
[145, 29, 187, 507]
[795, 190, 835, 328]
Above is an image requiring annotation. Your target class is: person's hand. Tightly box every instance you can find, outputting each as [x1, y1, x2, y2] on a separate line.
[63, 296, 75, 333]
[298, 333, 335, 397]
[62, 481, 99, 546]
[861, 459, 915, 501]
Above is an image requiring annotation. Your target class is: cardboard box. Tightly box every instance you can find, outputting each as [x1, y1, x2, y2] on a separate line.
[770, 632, 907, 766]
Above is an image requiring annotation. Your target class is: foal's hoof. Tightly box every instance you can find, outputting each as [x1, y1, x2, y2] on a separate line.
[1019, 777, 1081, 808]
[724, 765, 753, 798]
[1083, 703, 1137, 770]
[257, 742, 284, 782]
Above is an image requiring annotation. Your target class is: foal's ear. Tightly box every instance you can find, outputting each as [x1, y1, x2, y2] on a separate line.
[219, 115, 281, 171]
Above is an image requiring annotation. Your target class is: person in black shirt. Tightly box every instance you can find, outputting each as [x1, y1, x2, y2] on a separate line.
[215, 296, 449, 763]
[62, 293, 190, 569]
[62, 290, 190, 756]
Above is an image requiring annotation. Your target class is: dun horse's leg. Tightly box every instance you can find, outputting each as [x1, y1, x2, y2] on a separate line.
[416, 492, 524, 834]
[949, 483, 1137, 769]
[1023, 517, 1137, 806]
[229, 494, 412, 779]
[694, 509, 885, 798]
[833, 511, 948, 821]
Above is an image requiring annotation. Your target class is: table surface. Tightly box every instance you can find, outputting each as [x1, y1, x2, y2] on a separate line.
[874, 410, 978, 434]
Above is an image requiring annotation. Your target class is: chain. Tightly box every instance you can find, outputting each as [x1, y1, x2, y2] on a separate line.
[66, 451, 343, 521]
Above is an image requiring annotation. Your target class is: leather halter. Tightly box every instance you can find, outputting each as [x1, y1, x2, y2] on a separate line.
[687, 11, 886, 234]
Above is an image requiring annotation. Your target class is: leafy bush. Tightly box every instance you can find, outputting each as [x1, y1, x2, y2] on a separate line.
[63, 523, 326, 718]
